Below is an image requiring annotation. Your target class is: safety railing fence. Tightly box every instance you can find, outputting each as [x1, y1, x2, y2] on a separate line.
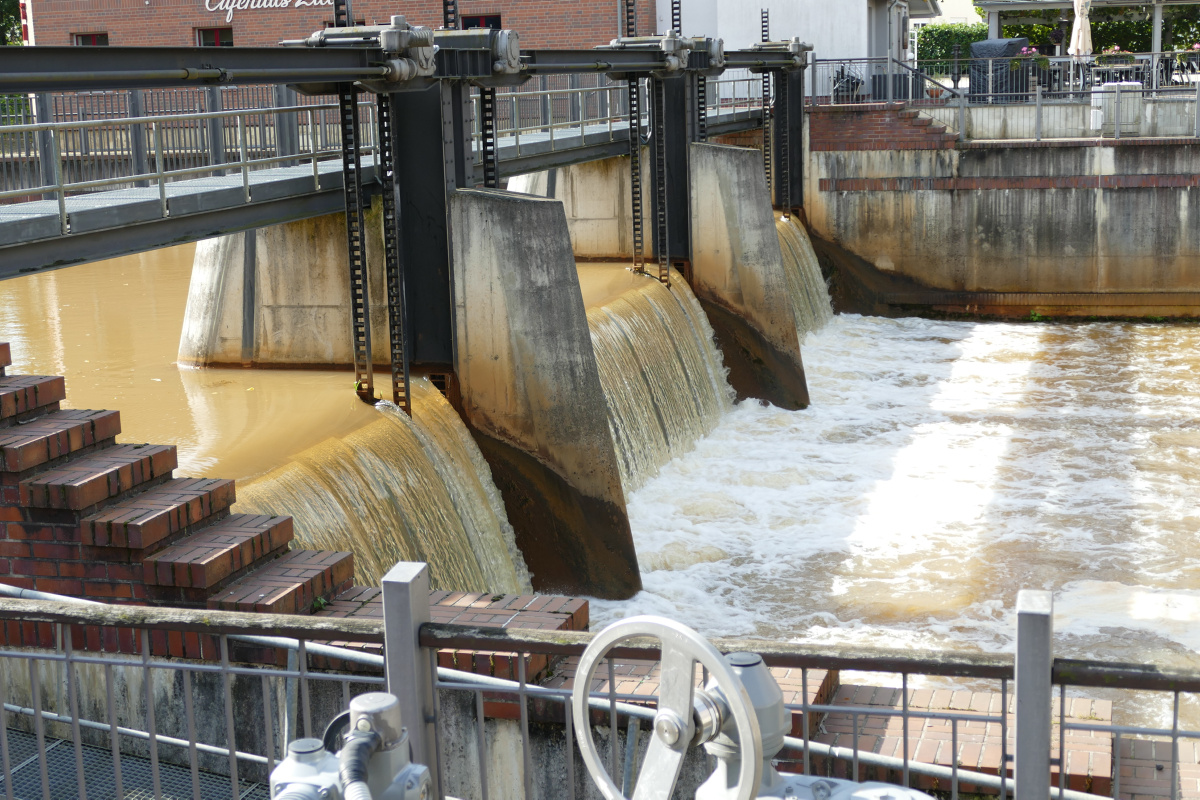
[2, 577, 1200, 800]
[0, 598, 388, 800]
[466, 69, 765, 162]
[0, 85, 371, 204]
[0, 98, 379, 235]
[811, 54, 1200, 143]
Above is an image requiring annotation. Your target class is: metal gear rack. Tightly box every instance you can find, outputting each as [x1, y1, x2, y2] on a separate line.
[651, 77, 670, 286]
[761, 9, 772, 197]
[377, 98, 412, 414]
[624, 0, 647, 275]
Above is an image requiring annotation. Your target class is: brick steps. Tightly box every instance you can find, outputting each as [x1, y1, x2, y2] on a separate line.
[19, 443, 177, 511]
[0, 409, 121, 474]
[810, 105, 958, 152]
[81, 476, 236, 550]
[144, 513, 293, 592]
[207, 549, 354, 614]
[0, 375, 65, 426]
[0, 341, 362, 657]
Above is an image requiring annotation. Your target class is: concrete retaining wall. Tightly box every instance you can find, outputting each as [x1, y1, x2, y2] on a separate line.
[507, 154, 646, 259]
[449, 188, 640, 600]
[688, 143, 809, 409]
[806, 107, 1200, 316]
[179, 203, 390, 367]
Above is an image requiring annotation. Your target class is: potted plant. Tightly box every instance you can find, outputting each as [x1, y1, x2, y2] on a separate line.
[1010, 45, 1051, 71]
[1097, 45, 1135, 66]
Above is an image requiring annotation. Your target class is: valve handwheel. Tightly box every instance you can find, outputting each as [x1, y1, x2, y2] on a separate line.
[571, 616, 763, 800]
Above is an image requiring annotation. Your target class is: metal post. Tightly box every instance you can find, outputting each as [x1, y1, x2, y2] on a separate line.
[382, 562, 440, 797]
[1193, 81, 1199, 138]
[128, 89, 148, 187]
[205, 85, 226, 175]
[35, 92, 55, 198]
[1014, 590, 1053, 800]
[273, 84, 300, 165]
[1114, 84, 1121, 140]
[958, 91, 967, 142]
[1035, 84, 1043, 141]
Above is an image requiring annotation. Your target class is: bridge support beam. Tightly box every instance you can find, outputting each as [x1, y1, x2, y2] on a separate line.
[449, 188, 641, 600]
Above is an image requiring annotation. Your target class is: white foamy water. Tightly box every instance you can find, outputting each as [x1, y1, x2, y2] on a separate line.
[595, 315, 1200, 677]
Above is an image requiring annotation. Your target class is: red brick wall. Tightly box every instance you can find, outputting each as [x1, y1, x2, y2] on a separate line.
[29, 0, 656, 49]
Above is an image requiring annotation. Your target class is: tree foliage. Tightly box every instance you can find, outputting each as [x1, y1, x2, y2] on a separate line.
[1, 0, 20, 45]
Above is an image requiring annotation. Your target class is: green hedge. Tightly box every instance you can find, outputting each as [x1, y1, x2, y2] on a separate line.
[916, 22, 988, 73]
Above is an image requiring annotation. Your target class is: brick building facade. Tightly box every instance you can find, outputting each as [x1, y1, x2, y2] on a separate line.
[20, 0, 655, 49]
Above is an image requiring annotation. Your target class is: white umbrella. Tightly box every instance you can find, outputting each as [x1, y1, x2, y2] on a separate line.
[1069, 0, 1093, 58]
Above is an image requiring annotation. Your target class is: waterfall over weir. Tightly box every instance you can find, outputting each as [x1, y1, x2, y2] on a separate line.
[236, 379, 532, 593]
[777, 216, 834, 337]
[581, 267, 734, 495]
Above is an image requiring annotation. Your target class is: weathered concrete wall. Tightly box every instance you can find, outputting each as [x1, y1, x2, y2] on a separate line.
[179, 202, 390, 367]
[688, 143, 809, 409]
[806, 108, 1200, 316]
[449, 188, 641, 600]
[508, 155, 647, 259]
[924, 96, 1200, 141]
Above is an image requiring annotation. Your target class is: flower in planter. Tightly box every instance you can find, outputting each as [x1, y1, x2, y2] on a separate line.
[1010, 46, 1051, 70]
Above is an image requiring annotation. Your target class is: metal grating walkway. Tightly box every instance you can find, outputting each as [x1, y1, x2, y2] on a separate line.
[0, 728, 270, 800]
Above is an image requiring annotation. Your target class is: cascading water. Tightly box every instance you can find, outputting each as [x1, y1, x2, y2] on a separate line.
[583, 270, 734, 495]
[776, 216, 834, 337]
[235, 379, 531, 593]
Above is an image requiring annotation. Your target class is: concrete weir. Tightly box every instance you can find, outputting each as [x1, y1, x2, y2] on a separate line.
[449, 189, 639, 600]
[511, 145, 810, 410]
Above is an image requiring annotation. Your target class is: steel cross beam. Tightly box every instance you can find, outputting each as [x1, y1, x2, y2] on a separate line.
[0, 47, 389, 92]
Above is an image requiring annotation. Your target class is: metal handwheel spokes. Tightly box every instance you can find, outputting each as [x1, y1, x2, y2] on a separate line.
[571, 616, 763, 800]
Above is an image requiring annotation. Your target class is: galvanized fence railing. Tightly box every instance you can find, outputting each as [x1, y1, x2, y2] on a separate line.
[811, 54, 1200, 143]
[10, 567, 1191, 800]
[466, 70, 764, 161]
[0, 99, 376, 233]
[0, 86, 363, 205]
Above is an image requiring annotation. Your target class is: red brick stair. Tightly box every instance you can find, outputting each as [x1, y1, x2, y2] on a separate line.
[19, 443, 177, 510]
[1, 409, 122, 474]
[143, 513, 293, 599]
[0, 375, 65, 423]
[810, 103, 959, 152]
[81, 477, 236, 549]
[208, 549, 354, 614]
[0, 341, 357, 655]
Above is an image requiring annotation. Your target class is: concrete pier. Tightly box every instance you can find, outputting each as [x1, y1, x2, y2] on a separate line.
[449, 188, 641, 600]
[179, 204, 390, 367]
[688, 143, 810, 409]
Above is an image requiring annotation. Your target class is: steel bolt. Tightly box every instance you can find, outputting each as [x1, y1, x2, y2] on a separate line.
[654, 712, 683, 746]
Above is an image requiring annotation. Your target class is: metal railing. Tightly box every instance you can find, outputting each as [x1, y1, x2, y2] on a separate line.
[13, 567, 1195, 800]
[466, 70, 764, 160]
[812, 54, 1200, 143]
[0, 86, 370, 206]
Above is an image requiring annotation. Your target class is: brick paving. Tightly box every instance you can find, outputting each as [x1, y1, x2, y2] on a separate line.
[812, 684, 1113, 796]
[144, 513, 293, 590]
[1116, 736, 1200, 799]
